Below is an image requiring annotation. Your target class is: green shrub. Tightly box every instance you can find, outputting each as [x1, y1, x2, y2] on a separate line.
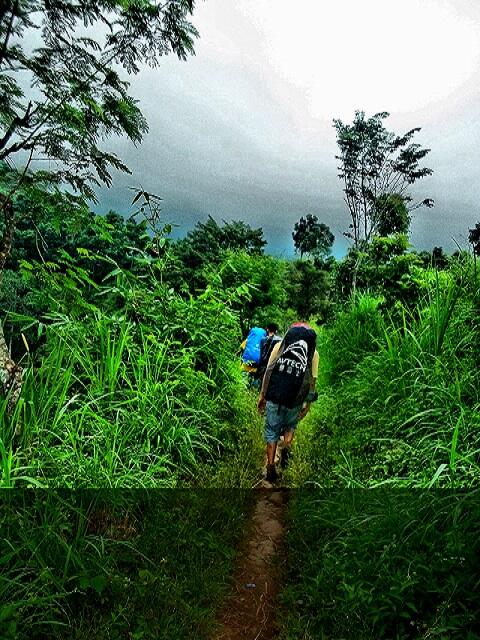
[0, 490, 254, 639]
[308, 265, 480, 488]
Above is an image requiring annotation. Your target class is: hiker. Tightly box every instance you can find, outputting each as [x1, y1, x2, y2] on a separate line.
[239, 326, 267, 387]
[256, 322, 282, 382]
[257, 322, 319, 482]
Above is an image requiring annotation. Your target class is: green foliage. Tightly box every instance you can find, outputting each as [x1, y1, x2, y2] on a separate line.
[280, 491, 480, 639]
[374, 193, 410, 236]
[307, 265, 480, 488]
[286, 259, 333, 323]
[322, 293, 384, 382]
[334, 235, 425, 308]
[292, 215, 334, 259]
[174, 216, 267, 292]
[0, 1, 198, 197]
[468, 222, 480, 256]
[207, 250, 287, 333]
[1, 257, 250, 486]
[0, 490, 254, 639]
[4, 206, 149, 280]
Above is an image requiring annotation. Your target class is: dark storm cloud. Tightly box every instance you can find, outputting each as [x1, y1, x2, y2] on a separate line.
[95, 0, 480, 257]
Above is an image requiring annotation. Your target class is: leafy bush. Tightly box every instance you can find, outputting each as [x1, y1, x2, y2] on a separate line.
[0, 490, 254, 640]
[1, 263, 247, 487]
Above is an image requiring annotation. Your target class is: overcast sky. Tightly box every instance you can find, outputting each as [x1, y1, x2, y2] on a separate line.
[97, 0, 480, 257]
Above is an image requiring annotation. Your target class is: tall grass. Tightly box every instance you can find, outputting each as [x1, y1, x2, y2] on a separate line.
[0, 490, 255, 639]
[309, 265, 480, 487]
[1, 302, 244, 487]
[280, 490, 480, 639]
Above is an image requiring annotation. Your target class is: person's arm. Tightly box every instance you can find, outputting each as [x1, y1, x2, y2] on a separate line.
[257, 342, 281, 413]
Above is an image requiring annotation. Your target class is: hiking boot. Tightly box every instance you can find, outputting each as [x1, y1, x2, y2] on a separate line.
[266, 463, 277, 483]
[280, 447, 291, 469]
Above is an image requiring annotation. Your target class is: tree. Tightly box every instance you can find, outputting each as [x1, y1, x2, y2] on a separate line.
[174, 216, 267, 290]
[0, 0, 198, 268]
[186, 216, 266, 256]
[431, 246, 448, 270]
[210, 251, 287, 334]
[0, 0, 199, 408]
[292, 214, 334, 259]
[286, 259, 332, 323]
[333, 111, 434, 247]
[469, 223, 480, 255]
[334, 236, 423, 308]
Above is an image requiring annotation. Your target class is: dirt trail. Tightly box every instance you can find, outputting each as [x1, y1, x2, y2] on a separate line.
[213, 487, 288, 640]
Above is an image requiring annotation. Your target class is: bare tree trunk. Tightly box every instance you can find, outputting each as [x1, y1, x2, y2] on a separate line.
[351, 254, 362, 299]
[0, 196, 23, 419]
[0, 321, 23, 416]
[0, 196, 15, 271]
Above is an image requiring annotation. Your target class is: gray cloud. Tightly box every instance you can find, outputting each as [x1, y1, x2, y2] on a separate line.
[95, 0, 480, 257]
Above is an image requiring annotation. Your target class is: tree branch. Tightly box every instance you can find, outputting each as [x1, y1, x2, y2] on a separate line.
[0, 101, 33, 151]
[0, 0, 17, 68]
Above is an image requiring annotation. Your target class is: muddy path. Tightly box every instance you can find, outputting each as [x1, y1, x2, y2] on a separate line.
[213, 486, 288, 640]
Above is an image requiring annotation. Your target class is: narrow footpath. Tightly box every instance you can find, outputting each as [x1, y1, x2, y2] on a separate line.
[213, 486, 288, 640]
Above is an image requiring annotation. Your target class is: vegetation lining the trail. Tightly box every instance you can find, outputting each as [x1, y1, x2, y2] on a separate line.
[279, 490, 480, 640]
[1, 260, 257, 486]
[302, 265, 480, 489]
[1, 45, 480, 637]
[0, 490, 255, 640]
[278, 258, 480, 639]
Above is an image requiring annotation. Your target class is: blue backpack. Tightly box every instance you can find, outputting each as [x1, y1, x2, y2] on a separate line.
[242, 327, 267, 366]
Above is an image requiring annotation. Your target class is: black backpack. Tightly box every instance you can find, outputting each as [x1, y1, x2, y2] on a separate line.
[265, 325, 316, 408]
[260, 334, 282, 368]
[255, 334, 282, 381]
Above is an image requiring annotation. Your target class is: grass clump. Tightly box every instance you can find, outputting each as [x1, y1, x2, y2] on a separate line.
[1, 273, 247, 487]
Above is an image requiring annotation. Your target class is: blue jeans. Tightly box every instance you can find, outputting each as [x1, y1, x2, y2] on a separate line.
[264, 401, 302, 444]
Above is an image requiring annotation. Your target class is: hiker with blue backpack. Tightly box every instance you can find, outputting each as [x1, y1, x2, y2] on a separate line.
[257, 322, 319, 482]
[239, 326, 267, 387]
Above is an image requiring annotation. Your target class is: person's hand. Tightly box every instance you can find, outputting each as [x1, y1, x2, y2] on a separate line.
[299, 403, 310, 421]
[257, 394, 266, 415]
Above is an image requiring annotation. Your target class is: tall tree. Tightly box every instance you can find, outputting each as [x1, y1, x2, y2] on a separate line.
[292, 214, 334, 259]
[0, 0, 198, 267]
[333, 111, 434, 247]
[286, 259, 332, 322]
[185, 216, 266, 256]
[0, 0, 199, 408]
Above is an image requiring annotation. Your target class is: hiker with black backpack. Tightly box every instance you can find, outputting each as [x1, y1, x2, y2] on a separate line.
[256, 323, 282, 383]
[257, 322, 319, 483]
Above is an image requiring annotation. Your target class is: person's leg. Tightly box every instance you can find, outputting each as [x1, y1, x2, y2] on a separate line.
[266, 441, 278, 465]
[280, 405, 301, 468]
[264, 402, 281, 481]
[283, 429, 295, 447]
